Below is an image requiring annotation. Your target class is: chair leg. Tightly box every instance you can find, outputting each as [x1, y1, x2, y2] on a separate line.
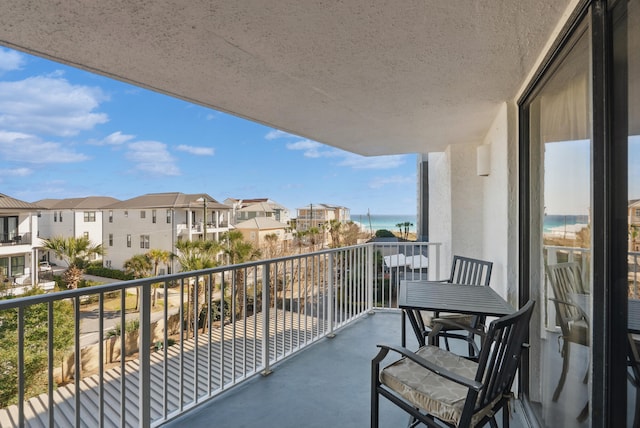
[635, 383, 640, 428]
[553, 341, 570, 402]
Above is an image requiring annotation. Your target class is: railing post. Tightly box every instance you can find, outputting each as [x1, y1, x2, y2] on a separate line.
[261, 262, 272, 375]
[327, 253, 334, 336]
[139, 283, 151, 427]
[367, 244, 374, 313]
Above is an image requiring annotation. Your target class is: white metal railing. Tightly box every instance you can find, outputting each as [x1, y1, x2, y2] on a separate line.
[0, 241, 439, 427]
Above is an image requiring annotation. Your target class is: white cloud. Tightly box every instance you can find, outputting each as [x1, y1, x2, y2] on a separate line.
[0, 48, 25, 73]
[368, 175, 414, 189]
[90, 131, 136, 146]
[285, 137, 406, 169]
[0, 130, 89, 163]
[176, 144, 215, 156]
[0, 167, 32, 177]
[265, 130, 297, 140]
[338, 153, 406, 169]
[126, 141, 180, 176]
[0, 75, 109, 137]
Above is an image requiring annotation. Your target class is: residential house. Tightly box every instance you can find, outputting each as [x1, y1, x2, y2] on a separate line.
[224, 197, 291, 225]
[233, 217, 292, 255]
[1, 0, 638, 426]
[102, 192, 231, 272]
[35, 196, 119, 266]
[295, 203, 350, 232]
[0, 194, 49, 294]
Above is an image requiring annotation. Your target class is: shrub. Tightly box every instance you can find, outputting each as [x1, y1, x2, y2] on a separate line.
[375, 229, 396, 238]
[85, 266, 134, 281]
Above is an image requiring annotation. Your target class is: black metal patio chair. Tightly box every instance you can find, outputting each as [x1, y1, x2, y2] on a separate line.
[372, 299, 534, 428]
[409, 255, 493, 357]
[545, 261, 589, 403]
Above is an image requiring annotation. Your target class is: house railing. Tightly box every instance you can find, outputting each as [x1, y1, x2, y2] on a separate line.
[0, 241, 439, 427]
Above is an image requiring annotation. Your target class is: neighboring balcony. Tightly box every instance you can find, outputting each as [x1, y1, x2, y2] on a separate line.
[0, 232, 32, 247]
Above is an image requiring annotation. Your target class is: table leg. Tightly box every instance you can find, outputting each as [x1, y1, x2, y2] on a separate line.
[401, 310, 406, 347]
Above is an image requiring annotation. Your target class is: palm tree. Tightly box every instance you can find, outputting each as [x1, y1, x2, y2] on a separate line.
[42, 236, 105, 289]
[221, 230, 261, 318]
[263, 233, 280, 259]
[123, 254, 152, 310]
[174, 240, 221, 336]
[146, 249, 171, 307]
[328, 219, 342, 248]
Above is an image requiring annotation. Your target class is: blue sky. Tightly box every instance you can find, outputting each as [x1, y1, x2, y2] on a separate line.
[0, 47, 417, 215]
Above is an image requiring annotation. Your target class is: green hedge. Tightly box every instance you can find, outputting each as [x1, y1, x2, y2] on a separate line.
[85, 265, 134, 280]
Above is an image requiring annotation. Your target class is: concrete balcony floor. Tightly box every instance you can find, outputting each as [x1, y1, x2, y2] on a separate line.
[163, 310, 529, 428]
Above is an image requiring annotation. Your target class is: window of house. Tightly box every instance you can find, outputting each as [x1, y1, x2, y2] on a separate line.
[0, 216, 18, 242]
[54, 211, 57, 222]
[152, 209, 157, 224]
[11, 255, 25, 276]
[166, 209, 171, 223]
[124, 210, 128, 217]
[59, 211, 63, 222]
[84, 211, 96, 222]
[140, 210, 146, 219]
[108, 233, 113, 246]
[636, 208, 640, 217]
[140, 234, 150, 249]
[109, 210, 113, 223]
[127, 234, 131, 248]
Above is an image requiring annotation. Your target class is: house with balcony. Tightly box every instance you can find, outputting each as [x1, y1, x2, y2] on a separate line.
[296, 203, 351, 232]
[35, 196, 119, 266]
[224, 197, 291, 226]
[0, 194, 51, 295]
[0, 1, 638, 427]
[102, 192, 231, 271]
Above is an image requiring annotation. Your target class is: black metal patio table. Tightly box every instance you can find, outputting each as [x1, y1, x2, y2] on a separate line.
[398, 280, 515, 347]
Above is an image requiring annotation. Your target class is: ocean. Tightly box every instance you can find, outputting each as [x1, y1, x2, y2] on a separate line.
[351, 214, 417, 234]
[543, 214, 589, 233]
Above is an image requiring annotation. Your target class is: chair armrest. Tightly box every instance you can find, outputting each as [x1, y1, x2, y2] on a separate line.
[431, 317, 487, 338]
[549, 298, 590, 322]
[373, 344, 483, 392]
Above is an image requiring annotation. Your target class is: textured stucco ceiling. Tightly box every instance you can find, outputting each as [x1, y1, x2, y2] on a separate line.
[0, 1, 572, 156]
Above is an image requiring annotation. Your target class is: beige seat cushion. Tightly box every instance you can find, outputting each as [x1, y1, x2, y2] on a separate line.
[380, 345, 491, 426]
[420, 311, 474, 329]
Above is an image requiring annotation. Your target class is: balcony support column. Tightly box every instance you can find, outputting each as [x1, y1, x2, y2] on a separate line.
[327, 254, 334, 336]
[367, 245, 374, 313]
[139, 282, 151, 427]
[261, 263, 272, 376]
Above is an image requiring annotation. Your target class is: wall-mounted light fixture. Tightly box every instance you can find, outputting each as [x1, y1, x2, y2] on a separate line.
[477, 144, 490, 176]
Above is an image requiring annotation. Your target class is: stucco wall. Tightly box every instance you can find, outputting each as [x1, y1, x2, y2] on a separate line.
[479, 102, 518, 302]
[426, 102, 517, 299]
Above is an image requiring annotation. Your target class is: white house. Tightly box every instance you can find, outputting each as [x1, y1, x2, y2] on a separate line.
[224, 197, 291, 226]
[0, 193, 52, 294]
[36, 196, 120, 266]
[103, 192, 232, 272]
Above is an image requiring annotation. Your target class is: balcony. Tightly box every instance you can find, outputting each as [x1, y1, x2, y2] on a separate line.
[0, 233, 32, 247]
[0, 241, 528, 428]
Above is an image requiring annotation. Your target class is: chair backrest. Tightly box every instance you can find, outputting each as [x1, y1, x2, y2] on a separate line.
[471, 300, 535, 416]
[545, 262, 586, 326]
[447, 255, 493, 286]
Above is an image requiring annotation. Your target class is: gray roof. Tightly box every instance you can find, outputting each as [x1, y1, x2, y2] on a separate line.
[105, 192, 231, 210]
[0, 193, 41, 210]
[234, 217, 288, 230]
[34, 196, 120, 210]
[238, 202, 275, 213]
